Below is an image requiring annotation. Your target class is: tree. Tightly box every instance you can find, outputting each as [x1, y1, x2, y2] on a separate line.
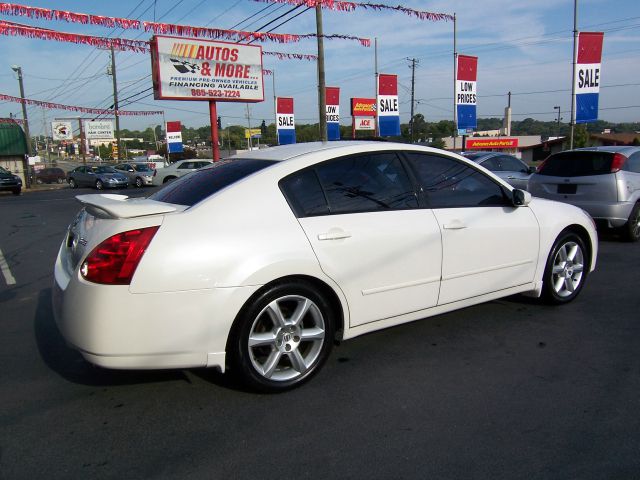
[573, 124, 589, 148]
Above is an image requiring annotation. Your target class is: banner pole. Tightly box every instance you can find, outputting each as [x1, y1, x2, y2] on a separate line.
[570, 0, 578, 149]
[452, 13, 457, 151]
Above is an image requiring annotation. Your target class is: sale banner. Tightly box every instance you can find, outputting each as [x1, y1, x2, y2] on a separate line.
[276, 97, 295, 145]
[456, 54, 478, 132]
[377, 74, 400, 137]
[151, 35, 264, 102]
[574, 32, 604, 124]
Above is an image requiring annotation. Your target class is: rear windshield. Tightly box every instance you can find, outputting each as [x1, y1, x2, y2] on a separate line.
[539, 151, 616, 177]
[149, 158, 276, 207]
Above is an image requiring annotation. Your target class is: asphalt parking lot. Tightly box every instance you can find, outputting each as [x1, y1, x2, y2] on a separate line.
[1, 187, 639, 479]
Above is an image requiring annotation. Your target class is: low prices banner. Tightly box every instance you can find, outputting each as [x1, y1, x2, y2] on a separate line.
[151, 35, 264, 102]
[166, 121, 183, 153]
[52, 121, 73, 140]
[575, 32, 604, 124]
[84, 120, 114, 139]
[276, 97, 295, 145]
[326, 86, 340, 141]
[456, 54, 478, 132]
[377, 74, 400, 137]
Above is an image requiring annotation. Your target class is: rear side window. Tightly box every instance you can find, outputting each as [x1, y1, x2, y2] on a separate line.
[149, 159, 276, 207]
[315, 152, 418, 214]
[538, 151, 616, 176]
[280, 170, 329, 217]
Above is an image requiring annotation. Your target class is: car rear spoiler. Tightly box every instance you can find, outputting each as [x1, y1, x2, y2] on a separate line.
[76, 194, 185, 219]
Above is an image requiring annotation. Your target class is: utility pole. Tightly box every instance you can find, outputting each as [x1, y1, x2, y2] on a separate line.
[408, 58, 418, 143]
[246, 104, 253, 150]
[11, 65, 32, 188]
[569, 0, 578, 149]
[109, 46, 121, 160]
[554, 106, 562, 138]
[316, 4, 327, 142]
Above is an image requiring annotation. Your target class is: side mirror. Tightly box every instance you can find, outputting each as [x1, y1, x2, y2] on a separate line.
[512, 189, 532, 206]
[528, 166, 537, 174]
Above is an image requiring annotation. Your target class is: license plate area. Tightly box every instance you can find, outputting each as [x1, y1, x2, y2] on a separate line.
[557, 184, 577, 194]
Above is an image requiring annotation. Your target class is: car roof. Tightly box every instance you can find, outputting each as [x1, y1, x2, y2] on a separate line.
[570, 146, 640, 155]
[230, 141, 447, 163]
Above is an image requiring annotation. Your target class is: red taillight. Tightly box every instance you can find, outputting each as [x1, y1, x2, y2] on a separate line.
[610, 153, 627, 173]
[536, 155, 550, 173]
[81, 226, 159, 285]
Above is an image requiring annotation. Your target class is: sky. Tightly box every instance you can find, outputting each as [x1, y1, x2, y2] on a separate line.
[0, 0, 639, 136]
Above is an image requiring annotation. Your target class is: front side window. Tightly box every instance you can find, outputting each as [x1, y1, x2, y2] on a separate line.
[406, 153, 508, 208]
[497, 156, 528, 173]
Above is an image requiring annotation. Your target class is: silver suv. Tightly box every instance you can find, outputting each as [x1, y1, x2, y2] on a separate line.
[528, 146, 640, 241]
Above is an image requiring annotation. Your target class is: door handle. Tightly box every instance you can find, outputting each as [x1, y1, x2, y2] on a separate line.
[442, 219, 467, 230]
[318, 229, 352, 241]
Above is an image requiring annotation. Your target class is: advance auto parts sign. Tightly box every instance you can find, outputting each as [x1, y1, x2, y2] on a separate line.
[151, 35, 264, 102]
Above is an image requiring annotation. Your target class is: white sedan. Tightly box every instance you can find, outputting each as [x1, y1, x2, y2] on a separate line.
[53, 142, 597, 392]
[151, 159, 213, 185]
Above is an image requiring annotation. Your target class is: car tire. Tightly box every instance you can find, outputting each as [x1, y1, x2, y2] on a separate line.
[12, 188, 21, 196]
[95, 180, 104, 190]
[621, 202, 640, 242]
[228, 280, 335, 392]
[68, 178, 77, 189]
[57, 178, 64, 184]
[135, 177, 143, 188]
[163, 176, 176, 184]
[541, 231, 588, 304]
[36, 178, 43, 185]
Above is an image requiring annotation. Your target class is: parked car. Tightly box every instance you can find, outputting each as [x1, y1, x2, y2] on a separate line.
[114, 162, 155, 187]
[67, 165, 129, 190]
[462, 151, 534, 190]
[35, 167, 66, 184]
[152, 159, 213, 185]
[53, 142, 597, 392]
[0, 166, 22, 195]
[528, 146, 640, 241]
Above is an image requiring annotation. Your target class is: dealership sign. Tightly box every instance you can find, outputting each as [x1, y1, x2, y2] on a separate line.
[51, 121, 73, 140]
[150, 35, 264, 102]
[84, 120, 114, 139]
[377, 74, 400, 137]
[276, 97, 295, 145]
[574, 32, 604, 124]
[456, 54, 478, 132]
[466, 138, 519, 149]
[326, 86, 340, 141]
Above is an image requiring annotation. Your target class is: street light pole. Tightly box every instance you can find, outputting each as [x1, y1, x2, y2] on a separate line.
[316, 4, 327, 142]
[110, 46, 121, 160]
[11, 65, 32, 188]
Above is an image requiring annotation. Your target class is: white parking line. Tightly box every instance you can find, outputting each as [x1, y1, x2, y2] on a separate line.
[0, 248, 16, 285]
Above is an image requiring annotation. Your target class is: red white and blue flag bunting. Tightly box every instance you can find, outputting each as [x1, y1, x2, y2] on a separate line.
[276, 97, 295, 145]
[377, 74, 400, 137]
[574, 32, 604, 124]
[326, 87, 340, 141]
[166, 121, 183, 153]
[456, 54, 477, 133]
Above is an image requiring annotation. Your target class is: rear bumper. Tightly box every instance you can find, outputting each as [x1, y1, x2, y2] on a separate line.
[530, 194, 633, 227]
[52, 251, 260, 371]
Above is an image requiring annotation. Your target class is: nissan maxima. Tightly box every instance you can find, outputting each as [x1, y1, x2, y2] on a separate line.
[53, 142, 598, 392]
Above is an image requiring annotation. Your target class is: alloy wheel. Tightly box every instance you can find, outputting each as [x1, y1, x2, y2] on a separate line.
[247, 295, 326, 382]
[550, 241, 584, 298]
